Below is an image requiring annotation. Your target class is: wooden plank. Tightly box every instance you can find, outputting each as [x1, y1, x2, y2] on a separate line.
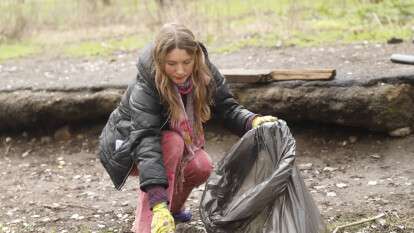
[220, 69, 272, 83]
[220, 68, 336, 83]
[270, 69, 336, 81]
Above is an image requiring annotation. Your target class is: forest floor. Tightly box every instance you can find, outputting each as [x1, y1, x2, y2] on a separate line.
[0, 42, 413, 233]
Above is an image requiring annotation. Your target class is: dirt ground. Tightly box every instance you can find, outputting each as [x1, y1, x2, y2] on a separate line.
[0, 122, 413, 233]
[1, 42, 414, 233]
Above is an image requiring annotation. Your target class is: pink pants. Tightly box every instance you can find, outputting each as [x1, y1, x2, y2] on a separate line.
[133, 131, 213, 233]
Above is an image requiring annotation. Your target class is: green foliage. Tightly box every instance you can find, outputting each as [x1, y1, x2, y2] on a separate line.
[214, 33, 280, 53]
[0, 0, 413, 60]
[0, 43, 39, 61]
[64, 35, 149, 57]
[111, 35, 150, 52]
[64, 41, 112, 57]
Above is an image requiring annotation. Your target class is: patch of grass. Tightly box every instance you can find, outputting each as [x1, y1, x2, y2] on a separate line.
[343, 26, 412, 43]
[214, 39, 254, 54]
[311, 19, 350, 31]
[64, 41, 111, 57]
[63, 35, 150, 57]
[110, 35, 150, 52]
[1, 0, 414, 59]
[197, 0, 289, 18]
[0, 43, 40, 61]
[214, 33, 280, 53]
[207, 0, 414, 52]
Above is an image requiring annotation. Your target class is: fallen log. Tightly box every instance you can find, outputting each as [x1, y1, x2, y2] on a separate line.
[0, 89, 123, 131]
[0, 73, 413, 135]
[231, 80, 414, 135]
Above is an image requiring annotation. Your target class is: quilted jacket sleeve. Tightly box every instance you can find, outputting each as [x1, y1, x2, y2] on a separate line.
[209, 62, 256, 136]
[128, 80, 168, 191]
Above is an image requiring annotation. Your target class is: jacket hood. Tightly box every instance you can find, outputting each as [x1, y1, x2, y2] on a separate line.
[136, 42, 157, 89]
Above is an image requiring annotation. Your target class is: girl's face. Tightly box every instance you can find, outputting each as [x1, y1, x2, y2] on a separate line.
[164, 48, 194, 85]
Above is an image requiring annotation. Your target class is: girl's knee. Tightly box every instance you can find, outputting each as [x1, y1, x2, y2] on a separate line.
[185, 151, 213, 186]
[198, 162, 213, 183]
[193, 164, 213, 186]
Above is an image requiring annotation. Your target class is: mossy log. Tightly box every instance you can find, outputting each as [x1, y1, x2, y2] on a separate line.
[231, 81, 414, 134]
[0, 76, 413, 135]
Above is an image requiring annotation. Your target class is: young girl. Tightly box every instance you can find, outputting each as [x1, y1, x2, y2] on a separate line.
[99, 23, 277, 233]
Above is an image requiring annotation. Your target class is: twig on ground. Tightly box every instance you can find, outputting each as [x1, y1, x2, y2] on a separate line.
[5, 145, 10, 155]
[332, 213, 386, 233]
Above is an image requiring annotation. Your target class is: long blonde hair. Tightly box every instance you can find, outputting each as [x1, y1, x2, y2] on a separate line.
[153, 23, 214, 135]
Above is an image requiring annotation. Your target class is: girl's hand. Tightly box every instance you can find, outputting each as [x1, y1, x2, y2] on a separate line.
[151, 202, 175, 233]
[252, 115, 278, 128]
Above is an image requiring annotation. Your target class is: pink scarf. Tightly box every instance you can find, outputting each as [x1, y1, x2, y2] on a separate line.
[170, 79, 205, 192]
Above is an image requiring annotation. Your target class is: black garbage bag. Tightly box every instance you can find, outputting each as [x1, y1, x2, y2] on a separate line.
[200, 121, 327, 233]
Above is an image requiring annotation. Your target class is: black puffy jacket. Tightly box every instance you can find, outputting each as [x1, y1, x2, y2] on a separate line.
[99, 43, 255, 191]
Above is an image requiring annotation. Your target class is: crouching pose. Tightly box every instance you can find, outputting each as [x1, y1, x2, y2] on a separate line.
[99, 23, 277, 233]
